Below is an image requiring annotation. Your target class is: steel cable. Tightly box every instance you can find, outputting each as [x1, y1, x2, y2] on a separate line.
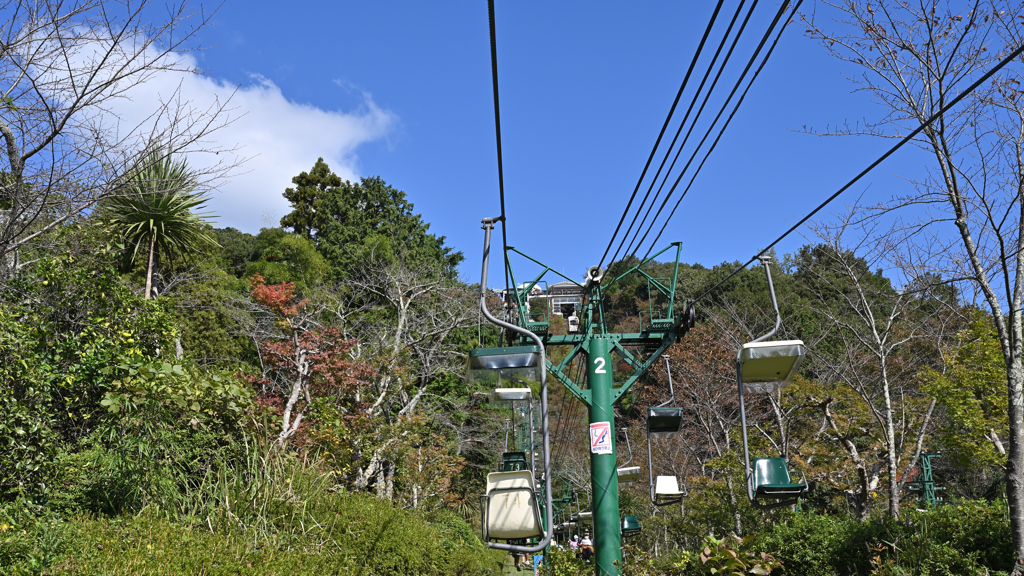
[632, 0, 798, 260]
[692, 35, 1024, 305]
[598, 0, 726, 269]
[487, 0, 511, 333]
[611, 0, 764, 265]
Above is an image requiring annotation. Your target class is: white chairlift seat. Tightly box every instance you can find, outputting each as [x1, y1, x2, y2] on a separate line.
[738, 340, 806, 394]
[577, 511, 592, 524]
[617, 466, 641, 485]
[655, 475, 683, 505]
[481, 470, 544, 541]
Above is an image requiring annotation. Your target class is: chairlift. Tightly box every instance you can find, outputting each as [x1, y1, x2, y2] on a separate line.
[475, 217, 553, 554]
[616, 428, 640, 485]
[647, 355, 684, 506]
[736, 256, 808, 510]
[492, 383, 536, 473]
[620, 515, 642, 537]
[481, 470, 545, 541]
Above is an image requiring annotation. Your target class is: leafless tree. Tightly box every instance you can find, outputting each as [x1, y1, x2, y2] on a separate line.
[795, 214, 964, 518]
[345, 252, 478, 496]
[0, 0, 237, 278]
[807, 1, 1024, 565]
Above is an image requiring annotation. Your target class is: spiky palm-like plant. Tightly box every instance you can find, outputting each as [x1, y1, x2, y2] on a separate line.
[107, 148, 217, 299]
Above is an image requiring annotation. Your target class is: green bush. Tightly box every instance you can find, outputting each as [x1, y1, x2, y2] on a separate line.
[0, 500, 68, 575]
[752, 502, 1012, 576]
[0, 493, 498, 576]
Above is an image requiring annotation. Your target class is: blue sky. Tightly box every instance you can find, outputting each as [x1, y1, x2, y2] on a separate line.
[169, 1, 933, 284]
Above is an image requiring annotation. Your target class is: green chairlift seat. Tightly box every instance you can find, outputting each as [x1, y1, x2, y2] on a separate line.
[751, 458, 807, 500]
[647, 407, 683, 439]
[501, 451, 530, 472]
[621, 515, 642, 537]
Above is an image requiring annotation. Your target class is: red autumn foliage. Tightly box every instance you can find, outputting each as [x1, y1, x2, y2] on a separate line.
[250, 273, 308, 317]
[246, 274, 374, 443]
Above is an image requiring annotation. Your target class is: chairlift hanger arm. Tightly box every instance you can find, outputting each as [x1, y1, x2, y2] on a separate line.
[751, 256, 781, 344]
[478, 218, 552, 554]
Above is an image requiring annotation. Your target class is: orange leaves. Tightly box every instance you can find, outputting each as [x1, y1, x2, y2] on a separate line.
[249, 273, 308, 318]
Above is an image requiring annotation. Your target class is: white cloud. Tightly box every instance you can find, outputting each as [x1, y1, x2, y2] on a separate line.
[91, 47, 397, 232]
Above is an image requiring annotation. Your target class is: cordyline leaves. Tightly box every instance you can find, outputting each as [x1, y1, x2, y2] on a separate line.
[105, 147, 217, 271]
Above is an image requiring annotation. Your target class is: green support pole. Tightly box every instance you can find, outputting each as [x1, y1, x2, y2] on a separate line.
[587, 336, 621, 576]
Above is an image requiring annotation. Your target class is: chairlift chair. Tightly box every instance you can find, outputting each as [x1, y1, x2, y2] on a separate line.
[481, 470, 545, 541]
[475, 217, 553, 554]
[621, 515, 642, 537]
[736, 256, 808, 510]
[647, 356, 685, 506]
[616, 428, 641, 485]
[491, 384, 536, 472]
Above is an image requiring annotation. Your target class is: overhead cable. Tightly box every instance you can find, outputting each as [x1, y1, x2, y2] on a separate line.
[693, 36, 1024, 305]
[612, 0, 767, 265]
[633, 0, 799, 260]
[487, 0, 511, 329]
[597, 0, 726, 269]
[605, 0, 751, 267]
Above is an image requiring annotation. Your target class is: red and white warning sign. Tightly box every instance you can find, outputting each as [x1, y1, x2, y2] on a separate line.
[590, 421, 612, 454]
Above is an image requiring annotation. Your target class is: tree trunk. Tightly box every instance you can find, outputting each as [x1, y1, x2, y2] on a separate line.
[1008, 346, 1024, 576]
[144, 234, 156, 300]
[726, 476, 743, 537]
[882, 383, 900, 518]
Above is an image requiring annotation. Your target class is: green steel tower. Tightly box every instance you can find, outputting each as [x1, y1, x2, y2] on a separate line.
[501, 241, 694, 576]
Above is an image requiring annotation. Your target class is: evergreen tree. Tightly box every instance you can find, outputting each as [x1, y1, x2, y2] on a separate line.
[279, 160, 462, 278]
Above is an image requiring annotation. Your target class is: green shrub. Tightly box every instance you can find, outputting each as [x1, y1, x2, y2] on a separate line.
[3, 494, 496, 576]
[752, 502, 1012, 576]
[753, 511, 855, 575]
[0, 500, 68, 575]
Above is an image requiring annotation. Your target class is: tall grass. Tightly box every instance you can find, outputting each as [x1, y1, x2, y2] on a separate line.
[3, 422, 502, 576]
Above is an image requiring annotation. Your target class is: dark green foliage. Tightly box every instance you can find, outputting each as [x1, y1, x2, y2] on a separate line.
[244, 227, 328, 288]
[753, 502, 1012, 575]
[279, 159, 463, 278]
[213, 227, 260, 277]
[170, 270, 256, 369]
[280, 157, 341, 239]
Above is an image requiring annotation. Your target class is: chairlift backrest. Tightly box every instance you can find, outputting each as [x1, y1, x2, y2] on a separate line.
[621, 515, 642, 536]
[483, 470, 544, 541]
[738, 340, 806, 392]
[501, 451, 530, 472]
[617, 466, 640, 485]
[753, 458, 792, 486]
[647, 407, 683, 438]
[467, 346, 543, 387]
[655, 475, 680, 495]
